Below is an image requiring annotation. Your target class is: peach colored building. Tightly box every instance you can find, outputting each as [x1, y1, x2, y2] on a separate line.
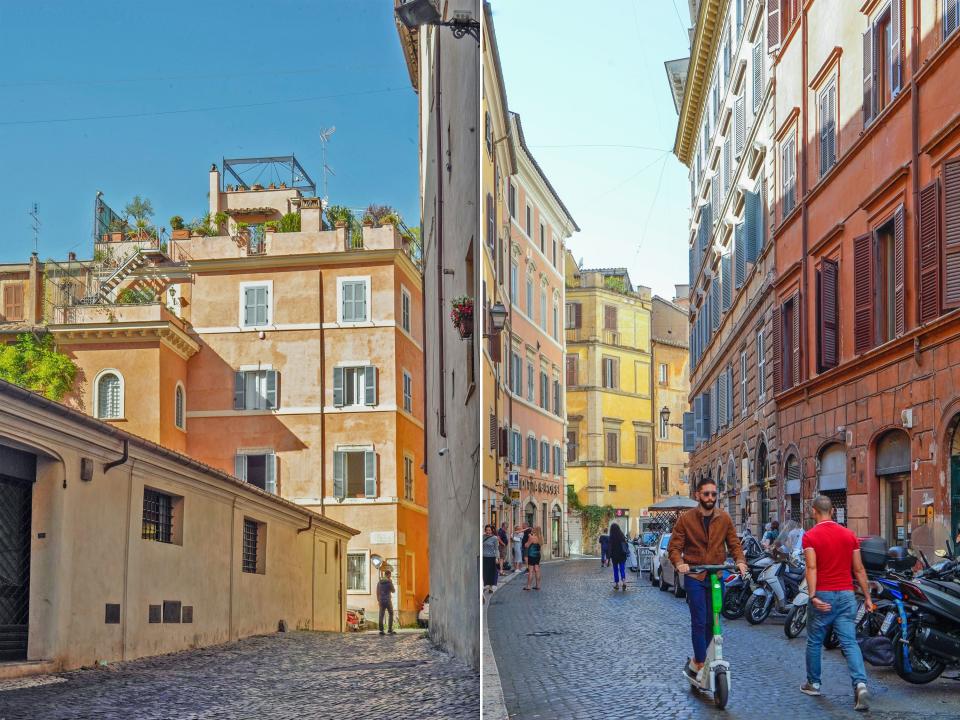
[42, 159, 428, 622]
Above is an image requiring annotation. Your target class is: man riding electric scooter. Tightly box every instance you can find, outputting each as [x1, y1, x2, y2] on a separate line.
[668, 478, 749, 687]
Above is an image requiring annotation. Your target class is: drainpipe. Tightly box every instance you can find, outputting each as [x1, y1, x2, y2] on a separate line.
[435, 28, 447, 439]
[910, 0, 920, 331]
[318, 270, 326, 514]
[797, 9, 810, 521]
[104, 439, 129, 473]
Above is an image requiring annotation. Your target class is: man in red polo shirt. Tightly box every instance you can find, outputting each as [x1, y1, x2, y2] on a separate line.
[801, 495, 875, 711]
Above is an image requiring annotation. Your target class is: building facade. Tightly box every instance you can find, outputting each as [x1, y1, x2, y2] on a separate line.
[652, 291, 692, 502]
[0, 378, 354, 676]
[397, 0, 481, 668]
[565, 261, 656, 537]
[34, 162, 428, 623]
[768, 0, 960, 553]
[672, 0, 780, 533]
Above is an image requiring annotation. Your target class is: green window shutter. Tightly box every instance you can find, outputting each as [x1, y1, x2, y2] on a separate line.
[721, 253, 732, 311]
[256, 286, 268, 325]
[364, 450, 377, 498]
[342, 282, 354, 321]
[243, 288, 255, 326]
[364, 366, 377, 405]
[265, 454, 276, 494]
[235, 454, 247, 480]
[745, 190, 761, 262]
[234, 371, 246, 410]
[333, 367, 344, 407]
[333, 451, 345, 498]
[734, 223, 746, 288]
[266, 370, 278, 409]
[357, 281, 367, 321]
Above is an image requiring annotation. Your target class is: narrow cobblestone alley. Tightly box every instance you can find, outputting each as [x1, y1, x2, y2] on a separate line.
[0, 632, 479, 720]
[487, 560, 960, 720]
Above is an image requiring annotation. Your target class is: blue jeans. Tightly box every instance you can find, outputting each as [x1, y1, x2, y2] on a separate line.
[684, 575, 717, 663]
[806, 590, 867, 687]
[613, 561, 626, 583]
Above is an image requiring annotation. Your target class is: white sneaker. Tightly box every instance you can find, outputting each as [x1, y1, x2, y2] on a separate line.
[854, 683, 869, 711]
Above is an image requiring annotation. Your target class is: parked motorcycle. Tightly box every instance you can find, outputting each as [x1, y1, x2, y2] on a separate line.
[721, 553, 772, 620]
[745, 524, 806, 625]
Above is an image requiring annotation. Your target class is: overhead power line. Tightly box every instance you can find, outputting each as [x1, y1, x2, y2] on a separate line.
[0, 87, 407, 127]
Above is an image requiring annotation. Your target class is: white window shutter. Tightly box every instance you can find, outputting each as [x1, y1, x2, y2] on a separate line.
[364, 450, 377, 497]
[364, 366, 377, 406]
[333, 367, 344, 407]
[333, 451, 345, 498]
[235, 454, 247, 481]
[234, 371, 246, 410]
[265, 453, 276, 494]
[266, 370, 278, 409]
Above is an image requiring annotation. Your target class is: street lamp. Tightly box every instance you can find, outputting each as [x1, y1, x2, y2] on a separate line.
[395, 0, 480, 43]
[486, 301, 508, 336]
[660, 406, 685, 430]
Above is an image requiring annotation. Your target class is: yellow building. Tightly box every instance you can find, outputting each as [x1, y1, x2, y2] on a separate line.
[564, 255, 654, 537]
[652, 291, 691, 503]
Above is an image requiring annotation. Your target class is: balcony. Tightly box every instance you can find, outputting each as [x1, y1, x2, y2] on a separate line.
[52, 302, 185, 328]
[49, 302, 198, 359]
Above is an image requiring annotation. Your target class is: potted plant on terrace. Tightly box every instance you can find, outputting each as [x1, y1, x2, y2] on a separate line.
[450, 296, 474, 339]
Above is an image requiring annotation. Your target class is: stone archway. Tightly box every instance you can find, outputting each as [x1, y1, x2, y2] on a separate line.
[755, 441, 770, 535]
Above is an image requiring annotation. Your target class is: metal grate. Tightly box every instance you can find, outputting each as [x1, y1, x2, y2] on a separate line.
[142, 490, 173, 543]
[242, 519, 259, 573]
[823, 489, 848, 526]
[0, 476, 32, 661]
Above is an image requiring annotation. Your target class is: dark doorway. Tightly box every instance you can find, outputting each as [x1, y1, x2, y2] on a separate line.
[0, 447, 35, 662]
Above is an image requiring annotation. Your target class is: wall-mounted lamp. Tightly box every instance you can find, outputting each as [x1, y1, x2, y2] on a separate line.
[395, 0, 480, 43]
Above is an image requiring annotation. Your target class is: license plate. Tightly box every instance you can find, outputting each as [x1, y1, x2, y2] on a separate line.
[855, 604, 866, 622]
[880, 611, 895, 634]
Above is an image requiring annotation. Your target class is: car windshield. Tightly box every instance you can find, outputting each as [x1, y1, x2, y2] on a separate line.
[660, 535, 671, 549]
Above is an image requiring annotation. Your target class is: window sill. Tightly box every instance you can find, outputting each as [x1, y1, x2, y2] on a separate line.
[239, 324, 274, 332]
[101, 417, 128, 422]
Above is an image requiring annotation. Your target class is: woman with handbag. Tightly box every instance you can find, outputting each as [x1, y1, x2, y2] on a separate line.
[608, 522, 628, 591]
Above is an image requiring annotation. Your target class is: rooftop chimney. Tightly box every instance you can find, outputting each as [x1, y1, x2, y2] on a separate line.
[209, 163, 221, 218]
[68, 251, 76, 262]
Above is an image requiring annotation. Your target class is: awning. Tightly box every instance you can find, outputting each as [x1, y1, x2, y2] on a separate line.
[649, 495, 698, 510]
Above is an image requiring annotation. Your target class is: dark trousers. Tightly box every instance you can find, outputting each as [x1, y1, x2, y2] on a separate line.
[684, 575, 718, 663]
[600, 546, 609, 566]
[482, 556, 499, 587]
[379, 603, 394, 633]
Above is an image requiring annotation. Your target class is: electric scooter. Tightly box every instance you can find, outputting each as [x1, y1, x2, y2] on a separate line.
[683, 563, 735, 709]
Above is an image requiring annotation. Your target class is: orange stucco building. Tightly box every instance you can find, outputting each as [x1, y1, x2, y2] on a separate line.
[41, 160, 428, 621]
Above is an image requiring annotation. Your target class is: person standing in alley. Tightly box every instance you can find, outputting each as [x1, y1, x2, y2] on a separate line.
[524, 527, 543, 591]
[482, 524, 503, 594]
[521, 523, 532, 573]
[608, 522, 628, 591]
[512, 524, 524, 571]
[377, 569, 396, 635]
[498, 522, 511, 572]
[598, 530, 611, 568]
[800, 495, 874, 711]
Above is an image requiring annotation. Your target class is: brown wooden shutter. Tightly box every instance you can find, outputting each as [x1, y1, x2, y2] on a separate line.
[863, 30, 874, 126]
[943, 159, 960, 308]
[853, 232, 875, 353]
[791, 292, 801, 385]
[565, 354, 577, 386]
[819, 259, 839, 370]
[767, 0, 781, 50]
[918, 179, 941, 323]
[604, 304, 617, 330]
[489, 413, 497, 450]
[574, 302, 583, 328]
[3, 285, 24, 321]
[772, 304, 783, 393]
[893, 204, 906, 336]
[498, 427, 508, 458]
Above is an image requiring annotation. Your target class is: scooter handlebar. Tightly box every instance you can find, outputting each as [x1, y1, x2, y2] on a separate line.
[687, 564, 737, 573]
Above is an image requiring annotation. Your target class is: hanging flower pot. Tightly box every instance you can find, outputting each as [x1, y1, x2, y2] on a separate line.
[450, 296, 474, 339]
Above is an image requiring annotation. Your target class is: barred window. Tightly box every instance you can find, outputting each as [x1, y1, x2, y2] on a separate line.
[242, 518, 263, 574]
[142, 489, 173, 543]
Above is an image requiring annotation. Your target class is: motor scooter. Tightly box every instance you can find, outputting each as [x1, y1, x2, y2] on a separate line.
[745, 521, 805, 625]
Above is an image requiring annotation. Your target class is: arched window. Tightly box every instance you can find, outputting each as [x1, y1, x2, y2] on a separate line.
[95, 370, 124, 420]
[175, 384, 186, 430]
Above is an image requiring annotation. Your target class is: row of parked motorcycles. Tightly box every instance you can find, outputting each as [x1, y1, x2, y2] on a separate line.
[719, 522, 960, 684]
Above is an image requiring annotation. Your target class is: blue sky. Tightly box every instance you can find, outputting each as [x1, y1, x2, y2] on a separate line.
[0, 0, 419, 262]
[492, 0, 692, 301]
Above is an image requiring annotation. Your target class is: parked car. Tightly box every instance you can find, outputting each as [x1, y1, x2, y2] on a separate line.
[658, 534, 686, 599]
[417, 595, 429, 628]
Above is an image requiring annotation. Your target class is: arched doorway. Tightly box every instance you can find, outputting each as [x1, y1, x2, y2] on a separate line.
[0, 443, 37, 661]
[875, 429, 911, 547]
[948, 418, 960, 541]
[818, 443, 848, 526]
[784, 453, 801, 523]
[726, 456, 737, 524]
[755, 441, 770, 535]
[550, 504, 562, 557]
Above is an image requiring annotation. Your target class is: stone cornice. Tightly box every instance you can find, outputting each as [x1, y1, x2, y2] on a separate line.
[49, 321, 200, 360]
[673, 0, 723, 165]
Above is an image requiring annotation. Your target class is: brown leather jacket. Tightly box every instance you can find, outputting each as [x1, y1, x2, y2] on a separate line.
[667, 508, 746, 581]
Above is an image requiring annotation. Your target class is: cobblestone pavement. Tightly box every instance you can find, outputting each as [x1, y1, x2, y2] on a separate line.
[0, 631, 479, 720]
[488, 559, 960, 719]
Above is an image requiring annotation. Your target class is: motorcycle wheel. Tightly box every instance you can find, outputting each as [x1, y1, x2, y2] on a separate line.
[658, 571, 669, 592]
[673, 577, 686, 599]
[824, 629, 841, 649]
[891, 628, 947, 684]
[745, 593, 772, 625]
[714, 670, 729, 710]
[721, 588, 745, 620]
[784, 605, 807, 639]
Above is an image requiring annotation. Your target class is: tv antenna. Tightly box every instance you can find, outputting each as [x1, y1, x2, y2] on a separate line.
[29, 203, 40, 254]
[319, 126, 336, 202]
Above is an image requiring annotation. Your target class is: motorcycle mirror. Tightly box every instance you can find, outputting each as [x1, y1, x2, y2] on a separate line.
[919, 549, 930, 568]
[935, 549, 947, 558]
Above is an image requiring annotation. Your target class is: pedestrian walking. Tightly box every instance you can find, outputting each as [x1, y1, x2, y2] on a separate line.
[482, 524, 503, 593]
[800, 495, 874, 711]
[521, 523, 532, 573]
[377, 569, 396, 635]
[512, 525, 524, 570]
[598, 531, 610, 568]
[523, 527, 543, 591]
[498, 522, 511, 572]
[762, 520, 779, 548]
[608, 523, 628, 591]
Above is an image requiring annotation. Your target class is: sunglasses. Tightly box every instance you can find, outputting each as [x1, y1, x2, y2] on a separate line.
[700, 491, 718, 498]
